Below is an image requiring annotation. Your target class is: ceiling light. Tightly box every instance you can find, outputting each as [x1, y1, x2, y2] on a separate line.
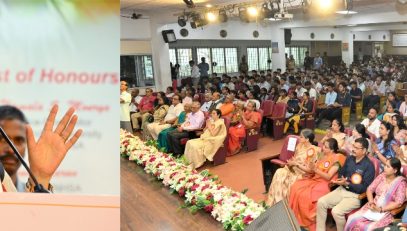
[206, 4, 212, 8]
[346, 24, 357, 26]
[239, 7, 249, 22]
[190, 14, 208, 28]
[318, 0, 333, 9]
[267, 18, 282, 21]
[178, 16, 187, 27]
[219, 9, 228, 23]
[247, 7, 258, 17]
[336, 10, 358, 14]
[207, 12, 217, 22]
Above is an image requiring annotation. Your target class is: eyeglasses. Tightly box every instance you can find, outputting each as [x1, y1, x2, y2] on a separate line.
[352, 145, 364, 150]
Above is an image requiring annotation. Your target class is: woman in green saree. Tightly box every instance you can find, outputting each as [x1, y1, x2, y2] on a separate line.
[157, 103, 191, 152]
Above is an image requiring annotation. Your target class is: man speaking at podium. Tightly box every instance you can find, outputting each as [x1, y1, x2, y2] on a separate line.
[0, 104, 82, 193]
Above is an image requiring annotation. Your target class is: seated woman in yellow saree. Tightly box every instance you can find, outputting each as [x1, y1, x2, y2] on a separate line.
[289, 138, 346, 231]
[184, 109, 227, 169]
[266, 129, 320, 206]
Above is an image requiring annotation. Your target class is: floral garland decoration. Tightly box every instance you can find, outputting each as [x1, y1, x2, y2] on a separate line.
[120, 129, 266, 231]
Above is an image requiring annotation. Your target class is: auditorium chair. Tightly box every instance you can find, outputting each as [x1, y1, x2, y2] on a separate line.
[260, 100, 274, 136]
[212, 117, 230, 166]
[266, 102, 287, 140]
[317, 94, 326, 108]
[243, 109, 263, 152]
[342, 106, 351, 126]
[299, 99, 317, 130]
[355, 99, 363, 120]
[263, 135, 299, 191]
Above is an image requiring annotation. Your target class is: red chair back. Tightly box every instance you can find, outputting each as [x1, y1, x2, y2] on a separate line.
[257, 109, 264, 127]
[368, 156, 381, 177]
[261, 100, 274, 117]
[279, 135, 299, 162]
[367, 132, 377, 142]
[344, 128, 352, 136]
[271, 102, 287, 118]
[213, 117, 230, 166]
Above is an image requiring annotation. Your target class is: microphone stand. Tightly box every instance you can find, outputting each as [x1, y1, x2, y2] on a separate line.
[0, 126, 50, 193]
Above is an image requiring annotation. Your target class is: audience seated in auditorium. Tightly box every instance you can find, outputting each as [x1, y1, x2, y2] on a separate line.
[372, 121, 397, 170]
[227, 101, 259, 156]
[317, 138, 375, 231]
[345, 158, 406, 231]
[267, 129, 320, 206]
[320, 119, 347, 149]
[184, 109, 227, 169]
[350, 81, 363, 113]
[343, 123, 371, 155]
[157, 102, 190, 152]
[142, 97, 170, 140]
[209, 92, 223, 111]
[166, 102, 204, 156]
[398, 94, 407, 119]
[200, 93, 212, 112]
[363, 76, 386, 115]
[289, 138, 346, 231]
[147, 94, 184, 140]
[276, 89, 289, 104]
[245, 91, 261, 110]
[284, 92, 313, 135]
[131, 88, 155, 132]
[220, 94, 235, 119]
[380, 101, 398, 123]
[361, 107, 381, 138]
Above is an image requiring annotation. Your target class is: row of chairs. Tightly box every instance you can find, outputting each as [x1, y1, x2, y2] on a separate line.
[266, 135, 407, 222]
[260, 99, 317, 140]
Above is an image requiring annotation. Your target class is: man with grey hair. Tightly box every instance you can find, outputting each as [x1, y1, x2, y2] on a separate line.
[167, 101, 204, 156]
[200, 93, 213, 112]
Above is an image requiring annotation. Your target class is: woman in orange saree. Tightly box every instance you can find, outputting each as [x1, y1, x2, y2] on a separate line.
[227, 101, 259, 156]
[289, 138, 346, 231]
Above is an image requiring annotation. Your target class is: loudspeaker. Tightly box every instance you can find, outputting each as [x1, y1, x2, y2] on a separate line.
[244, 200, 301, 231]
[284, 29, 292, 45]
[161, 30, 177, 43]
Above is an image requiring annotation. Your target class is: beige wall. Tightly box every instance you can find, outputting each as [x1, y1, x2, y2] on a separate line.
[310, 41, 342, 56]
[120, 40, 151, 55]
[384, 31, 407, 55]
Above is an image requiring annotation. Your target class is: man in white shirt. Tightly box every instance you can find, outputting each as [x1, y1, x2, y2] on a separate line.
[295, 82, 307, 97]
[190, 60, 200, 89]
[200, 93, 213, 112]
[363, 76, 385, 115]
[120, 81, 132, 133]
[129, 89, 142, 113]
[304, 81, 317, 99]
[147, 94, 184, 140]
[316, 83, 337, 125]
[257, 76, 271, 91]
[361, 107, 381, 138]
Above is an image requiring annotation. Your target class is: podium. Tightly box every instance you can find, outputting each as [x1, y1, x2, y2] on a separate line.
[0, 193, 119, 230]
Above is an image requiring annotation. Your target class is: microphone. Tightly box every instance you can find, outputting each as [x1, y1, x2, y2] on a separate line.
[0, 126, 50, 193]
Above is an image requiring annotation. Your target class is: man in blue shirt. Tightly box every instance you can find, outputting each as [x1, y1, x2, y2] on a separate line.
[313, 52, 323, 70]
[316, 138, 375, 231]
[316, 82, 337, 125]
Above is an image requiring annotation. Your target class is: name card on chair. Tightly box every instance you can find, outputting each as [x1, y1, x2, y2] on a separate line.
[287, 137, 297, 152]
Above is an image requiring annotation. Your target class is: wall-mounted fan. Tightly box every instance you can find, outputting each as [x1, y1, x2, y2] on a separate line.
[121, 12, 147, 20]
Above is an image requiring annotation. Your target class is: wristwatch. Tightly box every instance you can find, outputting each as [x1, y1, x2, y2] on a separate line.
[25, 180, 54, 193]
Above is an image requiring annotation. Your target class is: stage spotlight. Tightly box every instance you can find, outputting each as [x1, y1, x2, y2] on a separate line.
[219, 9, 228, 23]
[261, 2, 274, 19]
[239, 7, 249, 22]
[207, 12, 217, 22]
[183, 0, 195, 8]
[247, 7, 259, 17]
[178, 16, 187, 27]
[190, 15, 208, 28]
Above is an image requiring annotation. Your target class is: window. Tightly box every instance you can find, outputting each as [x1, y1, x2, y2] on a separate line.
[169, 48, 177, 66]
[177, 48, 193, 77]
[258, 47, 271, 71]
[247, 48, 259, 71]
[211, 48, 225, 74]
[285, 46, 309, 67]
[247, 47, 272, 71]
[120, 55, 154, 87]
[225, 48, 238, 73]
[197, 48, 212, 75]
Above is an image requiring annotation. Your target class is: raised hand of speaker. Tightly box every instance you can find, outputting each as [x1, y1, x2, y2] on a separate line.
[26, 105, 83, 189]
